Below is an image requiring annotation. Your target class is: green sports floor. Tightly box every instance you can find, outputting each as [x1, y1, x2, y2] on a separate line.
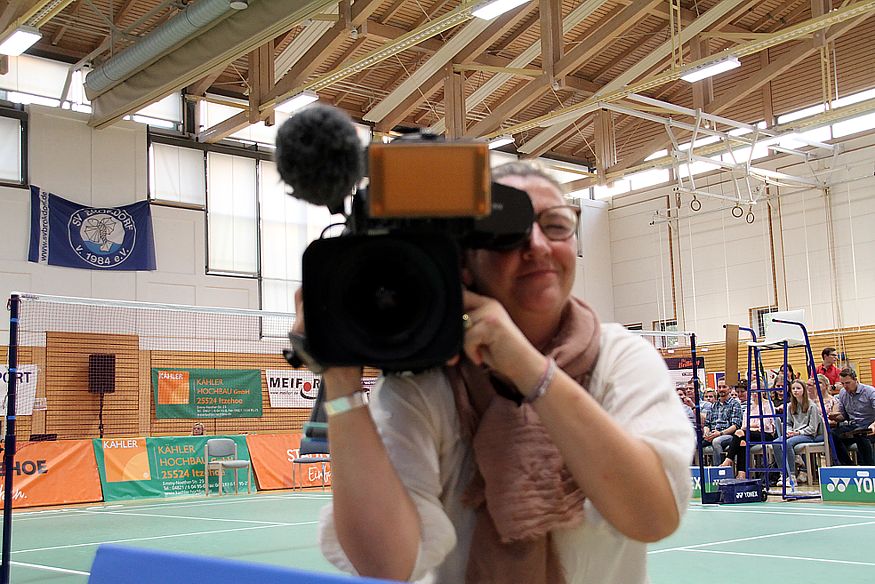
[4, 492, 874, 583]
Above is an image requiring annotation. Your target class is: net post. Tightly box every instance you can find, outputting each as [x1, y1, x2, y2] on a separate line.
[2, 293, 21, 584]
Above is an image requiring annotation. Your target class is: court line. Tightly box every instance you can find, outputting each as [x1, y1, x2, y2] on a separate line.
[77, 509, 302, 525]
[12, 493, 332, 520]
[12, 521, 318, 554]
[678, 548, 875, 567]
[649, 519, 875, 554]
[687, 507, 875, 520]
[9, 560, 91, 576]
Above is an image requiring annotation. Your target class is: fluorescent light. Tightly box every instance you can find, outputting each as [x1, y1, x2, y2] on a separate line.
[0, 26, 42, 57]
[472, 0, 530, 20]
[275, 90, 319, 113]
[488, 135, 515, 149]
[680, 55, 740, 83]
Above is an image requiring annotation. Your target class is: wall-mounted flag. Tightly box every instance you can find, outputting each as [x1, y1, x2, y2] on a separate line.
[28, 185, 156, 271]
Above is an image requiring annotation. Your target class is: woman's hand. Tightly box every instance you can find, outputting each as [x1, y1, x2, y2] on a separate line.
[461, 289, 546, 394]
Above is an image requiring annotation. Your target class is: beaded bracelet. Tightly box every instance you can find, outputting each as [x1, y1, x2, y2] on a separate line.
[523, 357, 557, 405]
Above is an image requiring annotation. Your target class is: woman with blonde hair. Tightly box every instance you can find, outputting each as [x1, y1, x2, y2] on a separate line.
[807, 374, 839, 426]
[770, 379, 822, 489]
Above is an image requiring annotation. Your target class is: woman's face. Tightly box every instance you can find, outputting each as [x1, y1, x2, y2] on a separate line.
[465, 175, 576, 325]
[791, 381, 805, 398]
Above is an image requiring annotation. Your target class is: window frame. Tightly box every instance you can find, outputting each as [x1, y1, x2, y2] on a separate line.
[749, 305, 778, 339]
[0, 105, 27, 188]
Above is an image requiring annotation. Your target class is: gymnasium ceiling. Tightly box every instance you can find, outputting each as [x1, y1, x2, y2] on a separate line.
[7, 0, 875, 190]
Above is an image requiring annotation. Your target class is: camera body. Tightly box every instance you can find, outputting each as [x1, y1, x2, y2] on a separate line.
[275, 105, 533, 372]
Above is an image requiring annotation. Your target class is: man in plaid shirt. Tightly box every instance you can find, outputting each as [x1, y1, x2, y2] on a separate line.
[703, 384, 743, 464]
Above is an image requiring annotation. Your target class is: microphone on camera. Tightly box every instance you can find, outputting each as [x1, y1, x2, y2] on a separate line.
[274, 104, 365, 214]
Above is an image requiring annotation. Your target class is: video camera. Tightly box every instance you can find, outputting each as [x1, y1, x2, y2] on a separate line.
[275, 104, 535, 372]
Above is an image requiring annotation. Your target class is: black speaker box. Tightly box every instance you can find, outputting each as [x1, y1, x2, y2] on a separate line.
[88, 354, 116, 394]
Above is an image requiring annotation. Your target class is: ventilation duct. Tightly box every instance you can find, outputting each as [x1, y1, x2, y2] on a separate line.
[84, 0, 238, 98]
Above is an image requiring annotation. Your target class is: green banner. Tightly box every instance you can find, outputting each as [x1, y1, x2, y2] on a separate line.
[152, 368, 262, 418]
[93, 435, 252, 501]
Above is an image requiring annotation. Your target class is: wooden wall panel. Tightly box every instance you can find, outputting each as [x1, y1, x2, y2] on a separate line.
[44, 333, 140, 439]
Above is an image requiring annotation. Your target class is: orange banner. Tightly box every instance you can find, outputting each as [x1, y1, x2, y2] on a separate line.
[0, 440, 103, 508]
[246, 433, 331, 490]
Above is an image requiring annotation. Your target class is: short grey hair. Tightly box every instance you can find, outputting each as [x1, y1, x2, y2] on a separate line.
[491, 160, 565, 195]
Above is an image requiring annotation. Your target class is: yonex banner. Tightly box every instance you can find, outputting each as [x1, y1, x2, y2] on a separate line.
[820, 466, 875, 504]
[152, 368, 262, 418]
[94, 435, 252, 501]
[28, 185, 156, 270]
[689, 465, 733, 498]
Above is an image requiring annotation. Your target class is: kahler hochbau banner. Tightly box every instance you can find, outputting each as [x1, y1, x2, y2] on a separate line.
[152, 368, 262, 418]
[28, 185, 156, 270]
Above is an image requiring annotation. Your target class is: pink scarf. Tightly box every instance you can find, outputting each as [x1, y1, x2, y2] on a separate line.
[447, 297, 601, 584]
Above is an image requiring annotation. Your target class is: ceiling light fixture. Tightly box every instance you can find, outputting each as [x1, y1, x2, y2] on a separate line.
[0, 26, 42, 57]
[229, 0, 249, 10]
[488, 135, 515, 149]
[472, 0, 530, 20]
[275, 90, 319, 113]
[680, 55, 741, 83]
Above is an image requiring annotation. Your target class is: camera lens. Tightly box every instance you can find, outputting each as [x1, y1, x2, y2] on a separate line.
[337, 240, 441, 353]
[302, 233, 463, 370]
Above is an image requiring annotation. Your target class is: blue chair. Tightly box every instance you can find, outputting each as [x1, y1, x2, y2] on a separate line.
[293, 422, 330, 491]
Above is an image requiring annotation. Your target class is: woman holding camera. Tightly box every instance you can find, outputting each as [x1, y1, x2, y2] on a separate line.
[307, 161, 695, 583]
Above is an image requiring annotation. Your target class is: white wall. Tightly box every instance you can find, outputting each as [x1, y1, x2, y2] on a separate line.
[0, 105, 258, 322]
[573, 198, 615, 322]
[607, 130, 875, 343]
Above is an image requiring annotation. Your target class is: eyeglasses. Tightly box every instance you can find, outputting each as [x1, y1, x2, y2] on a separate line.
[534, 205, 580, 241]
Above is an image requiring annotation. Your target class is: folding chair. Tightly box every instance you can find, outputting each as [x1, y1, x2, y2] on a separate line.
[205, 438, 252, 496]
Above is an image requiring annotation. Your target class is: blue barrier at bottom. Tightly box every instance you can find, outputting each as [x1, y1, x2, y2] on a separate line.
[88, 544, 400, 584]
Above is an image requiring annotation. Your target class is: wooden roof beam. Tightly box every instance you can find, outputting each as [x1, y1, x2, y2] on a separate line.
[186, 68, 225, 96]
[540, 0, 563, 84]
[466, 0, 662, 137]
[603, 12, 875, 180]
[516, 0, 752, 156]
[370, 4, 532, 132]
[268, 0, 383, 106]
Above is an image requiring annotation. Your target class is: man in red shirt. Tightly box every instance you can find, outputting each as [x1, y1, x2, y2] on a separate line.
[817, 347, 840, 386]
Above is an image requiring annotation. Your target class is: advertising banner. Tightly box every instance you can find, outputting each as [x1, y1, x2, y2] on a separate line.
[0, 440, 102, 508]
[689, 466, 733, 498]
[1, 364, 39, 416]
[265, 370, 321, 408]
[246, 433, 331, 490]
[666, 356, 706, 390]
[152, 368, 262, 418]
[28, 185, 156, 270]
[707, 372, 724, 391]
[820, 466, 875, 504]
[94, 435, 252, 501]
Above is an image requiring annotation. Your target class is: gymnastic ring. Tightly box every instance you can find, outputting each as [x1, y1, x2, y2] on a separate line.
[731, 205, 744, 218]
[690, 197, 701, 212]
[746, 210, 755, 224]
